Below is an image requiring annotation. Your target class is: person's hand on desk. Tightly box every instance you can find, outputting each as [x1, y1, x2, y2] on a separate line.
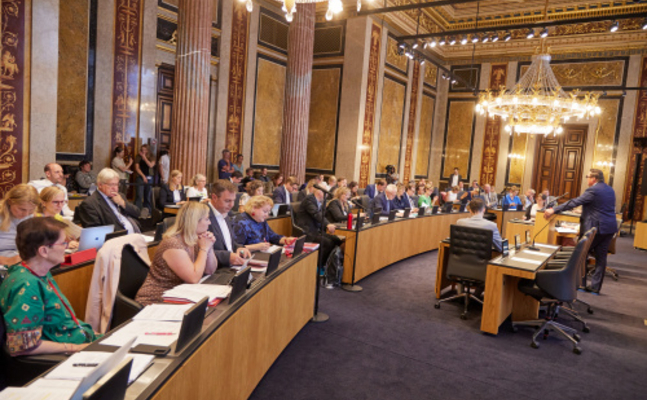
[279, 236, 297, 246]
[230, 247, 252, 265]
[327, 224, 336, 234]
[246, 242, 271, 252]
[544, 208, 555, 219]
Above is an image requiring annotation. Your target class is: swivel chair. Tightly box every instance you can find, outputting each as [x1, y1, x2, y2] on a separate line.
[434, 225, 493, 320]
[110, 244, 149, 330]
[512, 237, 587, 354]
[290, 202, 305, 237]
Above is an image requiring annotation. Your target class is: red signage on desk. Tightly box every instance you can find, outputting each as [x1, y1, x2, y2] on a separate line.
[61, 248, 97, 267]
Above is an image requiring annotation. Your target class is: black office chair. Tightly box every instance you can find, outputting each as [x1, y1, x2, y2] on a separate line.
[290, 202, 305, 237]
[110, 244, 149, 330]
[434, 225, 493, 320]
[360, 195, 370, 211]
[512, 237, 587, 354]
[231, 192, 244, 215]
[357, 188, 365, 196]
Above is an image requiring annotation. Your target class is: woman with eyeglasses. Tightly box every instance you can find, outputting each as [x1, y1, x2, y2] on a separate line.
[36, 186, 80, 250]
[232, 196, 296, 251]
[0, 217, 100, 356]
[0, 184, 40, 266]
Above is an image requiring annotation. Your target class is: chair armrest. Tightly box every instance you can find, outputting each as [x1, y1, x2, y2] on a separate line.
[545, 260, 567, 269]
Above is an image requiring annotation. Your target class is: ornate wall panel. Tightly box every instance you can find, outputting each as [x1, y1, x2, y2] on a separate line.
[506, 133, 529, 187]
[56, 0, 89, 155]
[225, 1, 249, 156]
[623, 56, 647, 222]
[402, 63, 419, 182]
[385, 35, 407, 74]
[519, 60, 626, 88]
[442, 100, 475, 180]
[358, 24, 381, 187]
[449, 65, 480, 93]
[376, 76, 406, 176]
[423, 64, 437, 88]
[480, 64, 507, 185]
[251, 57, 285, 167]
[592, 98, 622, 186]
[306, 66, 341, 172]
[415, 93, 434, 177]
[0, 0, 29, 193]
[110, 0, 144, 150]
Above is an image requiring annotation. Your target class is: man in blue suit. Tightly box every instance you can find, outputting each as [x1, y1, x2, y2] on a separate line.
[544, 169, 617, 294]
[364, 179, 387, 199]
[273, 176, 297, 204]
[371, 184, 397, 216]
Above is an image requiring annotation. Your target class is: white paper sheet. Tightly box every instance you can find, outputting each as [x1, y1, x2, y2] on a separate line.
[45, 352, 114, 381]
[100, 321, 181, 348]
[132, 304, 193, 322]
[162, 283, 232, 303]
[510, 257, 543, 265]
[0, 387, 74, 400]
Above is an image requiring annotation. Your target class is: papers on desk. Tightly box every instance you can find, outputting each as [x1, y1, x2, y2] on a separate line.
[45, 352, 114, 381]
[132, 303, 194, 322]
[533, 243, 559, 249]
[510, 256, 543, 265]
[555, 226, 578, 234]
[261, 245, 282, 253]
[379, 216, 388, 222]
[0, 386, 77, 400]
[143, 235, 155, 243]
[163, 283, 231, 305]
[101, 321, 181, 348]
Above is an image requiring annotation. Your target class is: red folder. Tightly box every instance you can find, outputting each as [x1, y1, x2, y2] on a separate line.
[61, 248, 97, 267]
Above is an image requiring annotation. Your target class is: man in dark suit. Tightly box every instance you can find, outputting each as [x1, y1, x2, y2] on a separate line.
[544, 169, 617, 294]
[364, 179, 386, 199]
[273, 176, 297, 204]
[371, 184, 397, 216]
[73, 168, 141, 233]
[297, 188, 341, 264]
[207, 180, 252, 267]
[297, 179, 316, 202]
[448, 167, 462, 189]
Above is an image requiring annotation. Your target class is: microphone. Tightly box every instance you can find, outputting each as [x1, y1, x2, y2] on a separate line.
[527, 214, 556, 251]
[313, 183, 333, 198]
[547, 192, 569, 208]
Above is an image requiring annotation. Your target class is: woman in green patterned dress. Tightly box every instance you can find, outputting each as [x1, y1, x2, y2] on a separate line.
[0, 217, 100, 356]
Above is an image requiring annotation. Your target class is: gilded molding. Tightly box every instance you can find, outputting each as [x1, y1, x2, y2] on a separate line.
[403, 63, 420, 182]
[225, 1, 249, 156]
[480, 64, 507, 186]
[386, 36, 408, 74]
[359, 24, 381, 187]
[520, 60, 624, 87]
[424, 64, 437, 87]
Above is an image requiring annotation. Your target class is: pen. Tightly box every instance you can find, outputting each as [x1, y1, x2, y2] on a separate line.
[73, 363, 99, 367]
[144, 332, 175, 336]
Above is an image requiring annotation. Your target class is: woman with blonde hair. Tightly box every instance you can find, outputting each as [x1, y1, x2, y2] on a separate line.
[185, 173, 208, 200]
[326, 187, 351, 223]
[37, 186, 80, 250]
[0, 184, 40, 265]
[158, 169, 187, 210]
[232, 195, 296, 251]
[238, 180, 264, 212]
[136, 202, 218, 306]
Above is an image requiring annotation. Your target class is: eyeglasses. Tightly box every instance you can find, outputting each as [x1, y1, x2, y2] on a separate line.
[51, 200, 67, 206]
[49, 241, 69, 249]
[585, 175, 596, 179]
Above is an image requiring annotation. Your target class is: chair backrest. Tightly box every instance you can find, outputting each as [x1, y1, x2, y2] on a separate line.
[152, 186, 161, 210]
[608, 219, 623, 254]
[536, 237, 587, 302]
[447, 225, 493, 283]
[119, 244, 150, 299]
[162, 217, 176, 236]
[290, 201, 304, 237]
[360, 195, 370, 211]
[233, 192, 244, 214]
[357, 188, 365, 196]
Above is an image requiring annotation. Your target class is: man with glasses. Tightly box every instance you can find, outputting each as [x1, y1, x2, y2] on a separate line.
[73, 168, 141, 233]
[544, 169, 617, 294]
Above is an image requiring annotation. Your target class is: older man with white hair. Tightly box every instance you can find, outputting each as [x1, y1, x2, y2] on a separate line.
[371, 183, 397, 216]
[73, 168, 141, 233]
[29, 163, 74, 217]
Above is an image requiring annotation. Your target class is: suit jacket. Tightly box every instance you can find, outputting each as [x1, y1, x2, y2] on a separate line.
[157, 184, 187, 210]
[553, 182, 617, 235]
[392, 194, 410, 210]
[207, 206, 243, 267]
[370, 192, 392, 216]
[273, 186, 290, 204]
[73, 191, 141, 232]
[448, 174, 462, 188]
[364, 184, 377, 199]
[297, 194, 330, 234]
[297, 189, 308, 202]
[456, 216, 503, 252]
[326, 199, 349, 223]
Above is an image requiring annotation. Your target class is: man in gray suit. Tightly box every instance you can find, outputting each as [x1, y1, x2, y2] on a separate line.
[456, 198, 503, 252]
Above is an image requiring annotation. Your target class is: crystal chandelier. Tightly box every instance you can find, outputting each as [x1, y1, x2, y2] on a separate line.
[476, 53, 602, 135]
[241, 0, 359, 22]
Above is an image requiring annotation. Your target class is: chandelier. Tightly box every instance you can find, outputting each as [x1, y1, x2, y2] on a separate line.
[241, 0, 359, 22]
[475, 53, 602, 135]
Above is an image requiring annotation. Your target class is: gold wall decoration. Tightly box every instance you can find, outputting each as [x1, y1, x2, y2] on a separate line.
[0, 0, 29, 193]
[592, 99, 621, 184]
[359, 24, 381, 187]
[520, 60, 624, 88]
[480, 64, 507, 185]
[110, 0, 144, 151]
[376, 77, 406, 176]
[386, 35, 408, 74]
[57, 0, 89, 154]
[225, 1, 249, 156]
[306, 67, 341, 172]
[443, 100, 475, 178]
[507, 133, 528, 186]
[252, 58, 285, 167]
[553, 19, 643, 37]
[415, 94, 434, 177]
[424, 64, 437, 87]
[402, 63, 420, 182]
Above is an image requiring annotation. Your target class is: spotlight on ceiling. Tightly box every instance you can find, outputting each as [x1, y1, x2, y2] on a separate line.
[420, 58, 426, 66]
[610, 20, 619, 32]
[412, 41, 419, 49]
[492, 33, 499, 42]
[643, 17, 647, 30]
[430, 39, 437, 47]
[461, 35, 468, 45]
[449, 36, 456, 45]
[441, 72, 448, 80]
[482, 34, 489, 43]
[540, 27, 549, 38]
[471, 34, 479, 43]
[439, 37, 446, 46]
[398, 42, 406, 49]
[504, 31, 512, 41]
[526, 28, 535, 39]
[451, 79, 457, 84]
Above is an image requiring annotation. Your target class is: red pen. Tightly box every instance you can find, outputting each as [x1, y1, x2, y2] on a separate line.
[144, 332, 175, 336]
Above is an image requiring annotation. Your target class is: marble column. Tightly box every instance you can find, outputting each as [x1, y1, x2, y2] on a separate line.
[171, 0, 213, 180]
[280, 3, 316, 184]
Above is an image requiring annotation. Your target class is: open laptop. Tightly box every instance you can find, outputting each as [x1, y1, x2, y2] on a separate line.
[74, 225, 115, 252]
[188, 196, 202, 202]
[388, 209, 397, 221]
[442, 203, 453, 214]
[265, 248, 283, 276]
[292, 235, 306, 257]
[403, 208, 411, 218]
[175, 297, 208, 352]
[502, 204, 510, 211]
[516, 204, 524, 211]
[371, 208, 382, 225]
[229, 266, 252, 304]
[431, 205, 439, 215]
[105, 230, 127, 243]
[417, 206, 426, 217]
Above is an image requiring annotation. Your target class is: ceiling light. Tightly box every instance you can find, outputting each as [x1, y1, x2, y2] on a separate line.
[451, 79, 457, 84]
[540, 27, 549, 38]
[526, 28, 535, 39]
[482, 35, 489, 43]
[423, 41, 428, 49]
[643, 18, 647, 30]
[439, 37, 446, 46]
[412, 41, 419, 49]
[441, 73, 448, 80]
[449, 36, 456, 45]
[471, 34, 479, 43]
[430, 39, 437, 47]
[420, 58, 425, 66]
[460, 35, 468, 45]
[491, 33, 499, 42]
[504, 31, 511, 41]
[398, 42, 406, 49]
[610, 20, 619, 32]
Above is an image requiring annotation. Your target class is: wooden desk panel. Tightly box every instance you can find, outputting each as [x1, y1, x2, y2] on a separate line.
[505, 221, 534, 244]
[490, 209, 526, 237]
[534, 213, 580, 244]
[266, 215, 292, 237]
[635, 222, 647, 250]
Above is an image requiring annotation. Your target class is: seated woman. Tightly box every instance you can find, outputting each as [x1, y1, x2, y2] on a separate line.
[326, 188, 351, 223]
[185, 173, 209, 200]
[526, 194, 547, 221]
[238, 180, 264, 212]
[348, 181, 360, 201]
[158, 170, 187, 210]
[232, 196, 296, 251]
[136, 202, 218, 306]
[37, 187, 80, 250]
[444, 186, 459, 203]
[502, 186, 522, 209]
[417, 183, 431, 208]
[0, 217, 100, 356]
[0, 184, 40, 266]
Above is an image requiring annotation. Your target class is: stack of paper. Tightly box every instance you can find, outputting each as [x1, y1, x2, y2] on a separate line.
[132, 303, 194, 322]
[261, 245, 282, 253]
[162, 283, 231, 306]
[0, 386, 76, 400]
[101, 321, 181, 348]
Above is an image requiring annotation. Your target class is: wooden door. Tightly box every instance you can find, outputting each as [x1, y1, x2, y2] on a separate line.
[532, 125, 587, 203]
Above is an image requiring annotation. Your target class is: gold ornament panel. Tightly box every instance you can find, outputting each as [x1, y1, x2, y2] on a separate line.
[424, 64, 437, 87]
[520, 60, 624, 88]
[306, 67, 341, 171]
[443, 100, 475, 178]
[592, 99, 620, 184]
[415, 94, 434, 177]
[376, 77, 406, 175]
[252, 58, 285, 167]
[508, 133, 528, 186]
[386, 36, 408, 74]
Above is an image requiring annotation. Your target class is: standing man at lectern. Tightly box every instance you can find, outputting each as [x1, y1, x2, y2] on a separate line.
[544, 169, 616, 294]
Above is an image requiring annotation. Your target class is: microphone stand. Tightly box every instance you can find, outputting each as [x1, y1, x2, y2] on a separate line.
[342, 206, 363, 293]
[527, 214, 556, 251]
[312, 192, 330, 323]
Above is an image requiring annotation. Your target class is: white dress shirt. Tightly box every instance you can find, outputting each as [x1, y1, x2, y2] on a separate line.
[29, 179, 74, 217]
[210, 203, 233, 252]
[450, 174, 460, 187]
[97, 190, 136, 234]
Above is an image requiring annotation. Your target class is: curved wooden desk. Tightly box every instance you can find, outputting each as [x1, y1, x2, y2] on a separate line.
[635, 222, 647, 250]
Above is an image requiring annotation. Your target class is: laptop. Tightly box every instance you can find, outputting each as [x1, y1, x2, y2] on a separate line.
[175, 297, 208, 352]
[442, 203, 453, 214]
[105, 230, 127, 243]
[188, 196, 202, 202]
[458, 204, 467, 213]
[431, 205, 439, 215]
[417, 206, 426, 217]
[516, 204, 524, 211]
[271, 204, 290, 217]
[403, 208, 411, 218]
[371, 209, 382, 225]
[502, 204, 510, 211]
[355, 214, 365, 230]
[76, 225, 115, 252]
[292, 235, 306, 257]
[229, 266, 252, 304]
[388, 209, 397, 221]
[264, 248, 283, 276]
